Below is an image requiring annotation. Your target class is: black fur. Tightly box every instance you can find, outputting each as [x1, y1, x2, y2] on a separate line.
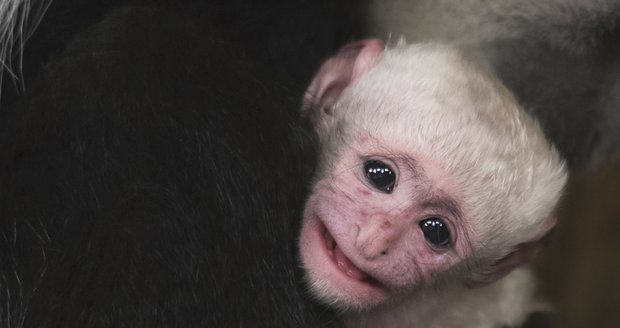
[0, 1, 363, 326]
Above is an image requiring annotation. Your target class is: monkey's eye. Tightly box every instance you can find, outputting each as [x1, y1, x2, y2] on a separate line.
[364, 160, 396, 193]
[419, 218, 451, 248]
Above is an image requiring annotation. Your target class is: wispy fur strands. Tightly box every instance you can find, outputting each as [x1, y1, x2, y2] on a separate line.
[0, 0, 52, 100]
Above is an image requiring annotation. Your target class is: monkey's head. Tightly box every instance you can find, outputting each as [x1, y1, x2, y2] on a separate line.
[299, 39, 567, 310]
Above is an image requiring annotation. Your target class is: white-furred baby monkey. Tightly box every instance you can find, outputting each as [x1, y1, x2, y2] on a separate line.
[299, 39, 567, 327]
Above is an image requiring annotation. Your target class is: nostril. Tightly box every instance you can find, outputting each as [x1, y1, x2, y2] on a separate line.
[356, 238, 391, 260]
[356, 220, 396, 259]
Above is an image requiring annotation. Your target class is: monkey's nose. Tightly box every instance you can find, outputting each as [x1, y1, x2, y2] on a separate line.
[355, 217, 399, 260]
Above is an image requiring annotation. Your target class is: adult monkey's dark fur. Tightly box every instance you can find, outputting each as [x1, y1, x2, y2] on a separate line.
[1, 0, 363, 109]
[0, 0, 362, 326]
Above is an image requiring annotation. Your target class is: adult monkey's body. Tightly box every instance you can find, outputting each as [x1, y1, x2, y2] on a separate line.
[0, 0, 361, 327]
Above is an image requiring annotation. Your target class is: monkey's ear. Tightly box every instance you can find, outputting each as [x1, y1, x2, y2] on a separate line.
[302, 38, 384, 125]
[475, 219, 557, 286]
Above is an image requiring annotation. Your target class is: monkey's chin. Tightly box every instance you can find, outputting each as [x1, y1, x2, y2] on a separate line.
[299, 215, 388, 311]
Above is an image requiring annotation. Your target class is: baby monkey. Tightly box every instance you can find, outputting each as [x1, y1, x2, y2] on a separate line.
[299, 39, 567, 327]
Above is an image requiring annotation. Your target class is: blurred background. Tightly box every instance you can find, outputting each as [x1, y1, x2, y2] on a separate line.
[536, 156, 620, 327]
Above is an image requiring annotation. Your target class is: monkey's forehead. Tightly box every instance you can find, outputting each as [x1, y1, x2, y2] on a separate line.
[337, 43, 541, 156]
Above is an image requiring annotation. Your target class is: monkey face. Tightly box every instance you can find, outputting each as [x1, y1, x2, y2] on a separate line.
[299, 136, 472, 310]
[300, 40, 567, 312]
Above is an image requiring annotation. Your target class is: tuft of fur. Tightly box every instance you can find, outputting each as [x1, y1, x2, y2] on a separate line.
[0, 0, 52, 101]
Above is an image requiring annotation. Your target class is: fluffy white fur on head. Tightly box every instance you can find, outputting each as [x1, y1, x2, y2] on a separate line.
[332, 43, 567, 261]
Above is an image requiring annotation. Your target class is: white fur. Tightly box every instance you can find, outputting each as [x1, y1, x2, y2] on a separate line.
[345, 267, 546, 328]
[0, 0, 52, 100]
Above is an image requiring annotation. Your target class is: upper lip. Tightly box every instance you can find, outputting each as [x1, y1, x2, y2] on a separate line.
[320, 220, 381, 285]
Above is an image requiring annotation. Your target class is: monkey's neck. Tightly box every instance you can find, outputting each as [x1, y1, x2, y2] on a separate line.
[344, 267, 547, 328]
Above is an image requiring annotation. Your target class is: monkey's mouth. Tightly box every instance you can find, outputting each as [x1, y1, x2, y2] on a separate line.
[299, 214, 388, 307]
[321, 224, 379, 285]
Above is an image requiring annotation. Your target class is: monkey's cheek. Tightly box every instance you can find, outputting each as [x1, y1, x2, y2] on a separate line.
[299, 215, 388, 310]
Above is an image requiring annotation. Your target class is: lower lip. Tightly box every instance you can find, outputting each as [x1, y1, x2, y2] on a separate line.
[299, 214, 389, 307]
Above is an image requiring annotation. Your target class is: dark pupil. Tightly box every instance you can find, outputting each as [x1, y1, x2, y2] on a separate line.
[364, 160, 395, 193]
[419, 218, 451, 248]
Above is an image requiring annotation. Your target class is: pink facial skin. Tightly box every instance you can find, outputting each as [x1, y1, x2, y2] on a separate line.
[299, 137, 472, 310]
